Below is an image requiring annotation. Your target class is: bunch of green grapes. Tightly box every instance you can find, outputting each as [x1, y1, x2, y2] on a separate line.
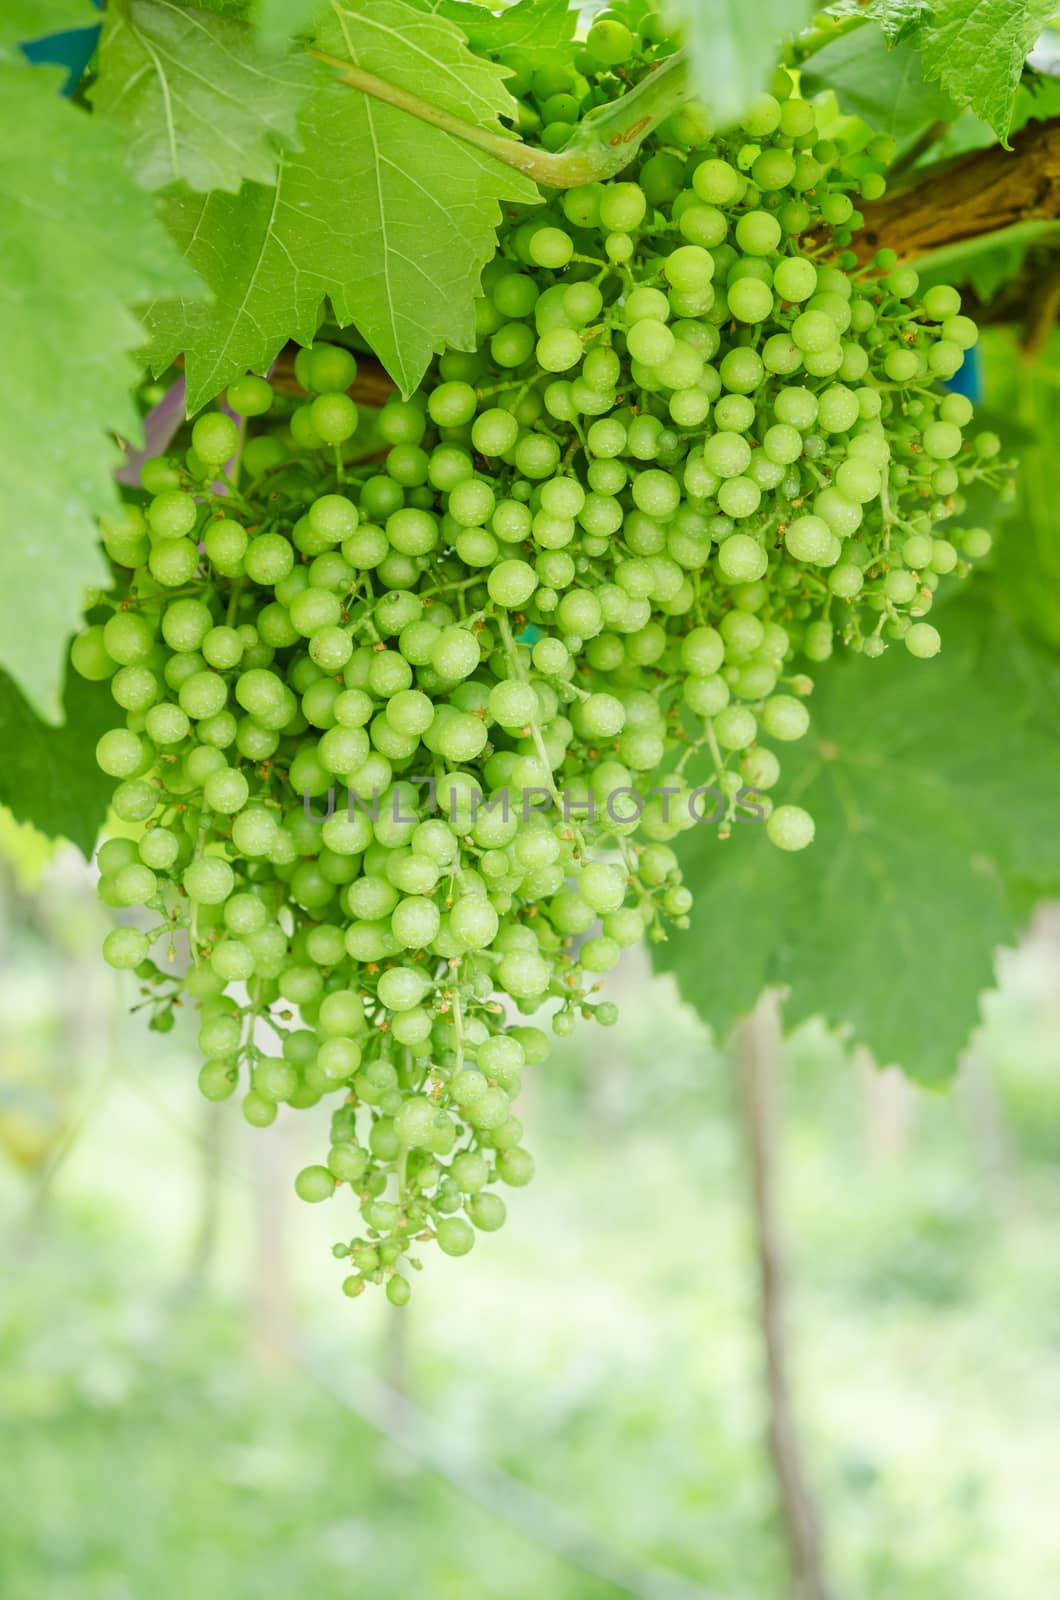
[74, 34, 1004, 1302]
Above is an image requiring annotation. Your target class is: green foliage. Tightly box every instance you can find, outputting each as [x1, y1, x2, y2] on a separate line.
[980, 329, 1060, 653]
[916, 0, 1058, 140]
[801, 26, 958, 140]
[435, 0, 577, 62]
[653, 594, 1060, 1081]
[825, 0, 1056, 138]
[90, 0, 318, 193]
[0, 62, 199, 722]
[253, 0, 324, 41]
[3, 974, 1060, 1595]
[826, 0, 926, 44]
[0, 666, 116, 854]
[145, 0, 536, 403]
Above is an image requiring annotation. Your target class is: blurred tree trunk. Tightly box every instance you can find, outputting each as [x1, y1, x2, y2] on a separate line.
[959, 1047, 1024, 1214]
[739, 993, 834, 1600]
[251, 1112, 293, 1368]
[858, 1053, 914, 1163]
[176, 1097, 226, 1295]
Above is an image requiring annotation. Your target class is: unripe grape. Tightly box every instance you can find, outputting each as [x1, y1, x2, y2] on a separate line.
[693, 159, 741, 205]
[295, 1165, 337, 1203]
[586, 17, 634, 64]
[767, 805, 815, 851]
[148, 490, 197, 540]
[469, 1192, 507, 1231]
[73, 625, 118, 681]
[718, 534, 768, 583]
[906, 621, 942, 659]
[227, 375, 273, 416]
[785, 516, 841, 567]
[529, 226, 573, 269]
[85, 64, 988, 1306]
[103, 926, 150, 970]
[436, 1217, 475, 1256]
[192, 412, 239, 466]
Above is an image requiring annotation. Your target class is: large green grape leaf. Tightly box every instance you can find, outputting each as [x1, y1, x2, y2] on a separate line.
[0, 0, 99, 61]
[0, 667, 116, 854]
[978, 329, 1060, 653]
[253, 0, 325, 41]
[145, 0, 537, 404]
[801, 26, 958, 140]
[916, 0, 1056, 140]
[651, 594, 1060, 1082]
[89, 0, 317, 193]
[321, 0, 531, 138]
[672, 0, 816, 128]
[0, 63, 201, 724]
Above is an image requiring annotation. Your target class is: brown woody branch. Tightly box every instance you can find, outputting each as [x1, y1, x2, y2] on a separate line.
[270, 344, 396, 407]
[268, 121, 1060, 406]
[853, 115, 1060, 262]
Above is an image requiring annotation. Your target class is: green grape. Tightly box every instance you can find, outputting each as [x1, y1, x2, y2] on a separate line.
[295, 1165, 337, 1202]
[766, 805, 816, 851]
[103, 926, 150, 970]
[88, 50, 993, 1307]
[72, 625, 118, 682]
[906, 622, 942, 659]
[192, 412, 239, 467]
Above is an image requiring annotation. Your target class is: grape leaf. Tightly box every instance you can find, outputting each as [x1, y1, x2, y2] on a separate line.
[801, 26, 958, 140]
[824, 0, 926, 44]
[144, 0, 537, 405]
[916, 0, 1056, 140]
[651, 594, 1060, 1082]
[0, 63, 201, 724]
[322, 0, 530, 130]
[905, 45, 1060, 160]
[0, 0, 99, 62]
[189, 0, 250, 15]
[254, 0, 325, 41]
[89, 0, 317, 194]
[0, 666, 116, 854]
[672, 0, 816, 127]
[434, 0, 577, 60]
[980, 329, 1060, 653]
[0, 809, 62, 892]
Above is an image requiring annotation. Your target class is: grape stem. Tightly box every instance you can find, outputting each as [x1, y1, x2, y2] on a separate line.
[496, 611, 585, 858]
[785, 12, 867, 65]
[450, 986, 466, 1074]
[311, 47, 693, 189]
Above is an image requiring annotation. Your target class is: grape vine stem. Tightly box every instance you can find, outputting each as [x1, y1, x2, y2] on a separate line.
[852, 115, 1060, 266]
[312, 47, 692, 188]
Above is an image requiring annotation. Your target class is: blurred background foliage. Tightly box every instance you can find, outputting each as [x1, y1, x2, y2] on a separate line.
[2, 833, 1059, 1600]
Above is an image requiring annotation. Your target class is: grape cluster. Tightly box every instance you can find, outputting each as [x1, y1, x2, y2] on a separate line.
[76, 22, 1005, 1302]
